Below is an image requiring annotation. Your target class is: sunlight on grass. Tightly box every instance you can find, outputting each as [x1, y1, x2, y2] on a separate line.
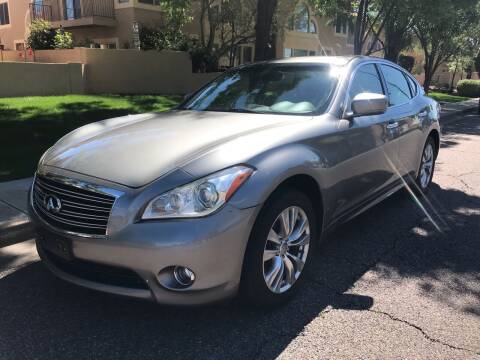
[0, 94, 181, 122]
[0, 94, 181, 181]
[429, 92, 470, 103]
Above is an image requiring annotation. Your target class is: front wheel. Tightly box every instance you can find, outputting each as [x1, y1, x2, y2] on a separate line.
[240, 188, 317, 306]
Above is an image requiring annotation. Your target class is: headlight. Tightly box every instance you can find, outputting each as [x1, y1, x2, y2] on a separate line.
[141, 166, 254, 219]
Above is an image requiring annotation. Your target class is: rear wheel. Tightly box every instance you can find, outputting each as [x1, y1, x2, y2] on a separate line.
[241, 188, 317, 306]
[415, 136, 437, 194]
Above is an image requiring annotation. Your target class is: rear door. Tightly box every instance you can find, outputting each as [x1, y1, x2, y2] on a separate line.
[378, 64, 421, 178]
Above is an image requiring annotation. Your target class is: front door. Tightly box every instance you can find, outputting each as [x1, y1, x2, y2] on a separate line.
[328, 63, 400, 221]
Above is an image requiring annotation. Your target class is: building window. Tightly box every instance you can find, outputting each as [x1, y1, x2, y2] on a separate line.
[138, 0, 161, 5]
[15, 43, 25, 51]
[284, 48, 317, 58]
[335, 15, 348, 35]
[118, 0, 129, 3]
[0, 2, 10, 26]
[288, 4, 317, 33]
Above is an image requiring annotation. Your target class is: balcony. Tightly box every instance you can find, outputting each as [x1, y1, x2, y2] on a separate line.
[30, 0, 116, 28]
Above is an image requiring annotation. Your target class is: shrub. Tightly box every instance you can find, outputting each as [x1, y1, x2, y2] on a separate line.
[398, 55, 415, 73]
[457, 80, 480, 97]
[54, 28, 73, 49]
[26, 20, 56, 50]
[27, 21, 74, 50]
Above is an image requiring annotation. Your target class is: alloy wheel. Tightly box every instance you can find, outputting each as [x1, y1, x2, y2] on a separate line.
[420, 143, 435, 189]
[262, 206, 310, 294]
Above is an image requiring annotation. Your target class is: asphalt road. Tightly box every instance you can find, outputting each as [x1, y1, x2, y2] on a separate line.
[0, 112, 479, 359]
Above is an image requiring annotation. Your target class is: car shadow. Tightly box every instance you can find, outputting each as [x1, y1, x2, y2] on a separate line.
[0, 181, 479, 359]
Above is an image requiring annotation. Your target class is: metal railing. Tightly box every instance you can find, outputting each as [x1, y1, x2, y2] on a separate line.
[30, 3, 53, 22]
[29, 0, 115, 22]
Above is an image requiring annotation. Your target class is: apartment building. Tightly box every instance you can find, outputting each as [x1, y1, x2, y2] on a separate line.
[0, 0, 168, 50]
[0, 1, 359, 60]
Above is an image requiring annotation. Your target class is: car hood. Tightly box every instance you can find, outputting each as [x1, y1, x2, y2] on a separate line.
[42, 110, 305, 188]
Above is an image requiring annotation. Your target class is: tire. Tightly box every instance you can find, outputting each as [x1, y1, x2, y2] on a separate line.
[414, 136, 437, 195]
[240, 188, 317, 306]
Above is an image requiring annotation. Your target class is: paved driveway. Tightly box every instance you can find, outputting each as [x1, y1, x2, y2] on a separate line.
[0, 113, 479, 359]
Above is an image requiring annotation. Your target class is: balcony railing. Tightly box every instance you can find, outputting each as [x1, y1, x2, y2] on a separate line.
[30, 0, 115, 23]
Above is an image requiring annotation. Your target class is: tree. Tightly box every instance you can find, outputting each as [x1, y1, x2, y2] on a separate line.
[311, 0, 389, 56]
[412, 0, 479, 93]
[254, 0, 278, 61]
[382, 0, 415, 62]
[447, 55, 473, 91]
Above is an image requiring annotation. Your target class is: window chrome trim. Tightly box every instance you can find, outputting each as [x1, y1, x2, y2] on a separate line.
[31, 170, 124, 239]
[342, 58, 421, 118]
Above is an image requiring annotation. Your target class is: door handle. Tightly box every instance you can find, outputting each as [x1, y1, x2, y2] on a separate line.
[387, 121, 399, 129]
[418, 111, 428, 117]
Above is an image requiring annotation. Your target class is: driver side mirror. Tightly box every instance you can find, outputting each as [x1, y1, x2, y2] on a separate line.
[348, 93, 388, 119]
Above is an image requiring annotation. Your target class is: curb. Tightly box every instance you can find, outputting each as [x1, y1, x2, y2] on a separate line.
[0, 200, 34, 248]
[0, 218, 34, 248]
[440, 106, 478, 125]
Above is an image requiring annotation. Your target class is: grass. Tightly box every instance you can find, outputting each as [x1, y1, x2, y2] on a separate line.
[428, 91, 471, 103]
[0, 94, 181, 182]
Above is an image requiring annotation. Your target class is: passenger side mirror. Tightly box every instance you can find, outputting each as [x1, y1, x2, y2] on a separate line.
[348, 93, 388, 118]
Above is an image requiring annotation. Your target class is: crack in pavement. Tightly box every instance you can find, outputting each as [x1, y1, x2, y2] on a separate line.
[308, 276, 480, 356]
[367, 309, 480, 356]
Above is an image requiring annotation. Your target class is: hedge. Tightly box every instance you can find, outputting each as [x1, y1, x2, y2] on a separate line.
[457, 80, 480, 97]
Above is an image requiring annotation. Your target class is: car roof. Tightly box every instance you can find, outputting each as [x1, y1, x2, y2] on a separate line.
[266, 55, 385, 67]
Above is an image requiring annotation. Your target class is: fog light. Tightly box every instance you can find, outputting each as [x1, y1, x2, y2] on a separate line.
[173, 266, 195, 287]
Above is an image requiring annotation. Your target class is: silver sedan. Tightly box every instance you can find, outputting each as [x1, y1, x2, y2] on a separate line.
[28, 56, 440, 305]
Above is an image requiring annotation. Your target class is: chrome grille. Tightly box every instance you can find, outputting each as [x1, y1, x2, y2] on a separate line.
[32, 175, 116, 236]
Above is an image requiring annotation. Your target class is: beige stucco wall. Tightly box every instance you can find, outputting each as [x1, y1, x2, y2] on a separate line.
[0, 61, 84, 96]
[0, 0, 31, 50]
[0, 48, 218, 96]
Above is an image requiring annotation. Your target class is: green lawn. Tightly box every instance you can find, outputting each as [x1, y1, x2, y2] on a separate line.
[0, 95, 181, 182]
[428, 91, 471, 103]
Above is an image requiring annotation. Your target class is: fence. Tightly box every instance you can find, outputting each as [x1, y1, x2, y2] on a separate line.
[0, 48, 220, 97]
[0, 62, 84, 97]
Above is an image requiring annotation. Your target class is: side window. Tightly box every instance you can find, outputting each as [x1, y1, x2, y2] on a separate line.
[405, 75, 418, 97]
[349, 64, 384, 100]
[380, 65, 412, 106]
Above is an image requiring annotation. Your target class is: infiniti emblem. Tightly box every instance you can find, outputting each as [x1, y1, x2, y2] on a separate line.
[45, 195, 62, 214]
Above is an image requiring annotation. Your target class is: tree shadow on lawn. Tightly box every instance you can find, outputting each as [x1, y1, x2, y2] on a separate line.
[0, 101, 170, 182]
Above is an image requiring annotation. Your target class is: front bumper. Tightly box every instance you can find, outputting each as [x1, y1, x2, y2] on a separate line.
[29, 196, 259, 305]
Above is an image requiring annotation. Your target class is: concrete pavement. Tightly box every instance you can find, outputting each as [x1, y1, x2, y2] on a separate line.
[0, 108, 479, 359]
[0, 178, 33, 247]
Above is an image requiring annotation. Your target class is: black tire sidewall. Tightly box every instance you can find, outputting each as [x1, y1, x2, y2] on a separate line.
[416, 136, 437, 193]
[240, 188, 317, 306]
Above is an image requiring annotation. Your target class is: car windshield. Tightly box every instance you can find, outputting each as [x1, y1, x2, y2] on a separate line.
[180, 63, 339, 115]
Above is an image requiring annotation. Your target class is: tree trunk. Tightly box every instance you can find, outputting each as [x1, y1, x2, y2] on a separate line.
[354, 0, 368, 55]
[254, 0, 278, 61]
[384, 45, 400, 63]
[423, 60, 432, 93]
[450, 63, 458, 92]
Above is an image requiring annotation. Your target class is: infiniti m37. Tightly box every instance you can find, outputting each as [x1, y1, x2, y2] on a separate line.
[29, 56, 440, 305]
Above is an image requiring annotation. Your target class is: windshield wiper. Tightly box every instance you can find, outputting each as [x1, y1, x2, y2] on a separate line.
[227, 108, 265, 114]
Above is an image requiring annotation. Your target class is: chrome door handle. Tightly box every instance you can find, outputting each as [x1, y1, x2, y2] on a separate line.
[387, 122, 399, 129]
